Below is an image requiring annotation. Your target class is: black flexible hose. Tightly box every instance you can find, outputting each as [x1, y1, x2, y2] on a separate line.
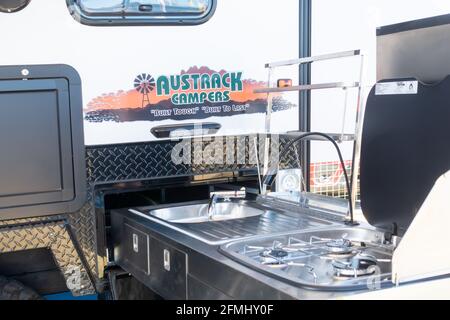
[268, 132, 356, 225]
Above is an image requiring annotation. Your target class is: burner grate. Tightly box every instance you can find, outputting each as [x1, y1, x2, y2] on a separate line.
[240, 234, 392, 284]
[224, 228, 395, 289]
[243, 235, 364, 259]
[332, 253, 378, 278]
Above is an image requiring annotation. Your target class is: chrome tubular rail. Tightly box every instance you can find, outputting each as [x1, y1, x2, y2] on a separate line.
[258, 50, 365, 223]
[265, 49, 361, 68]
[254, 82, 360, 94]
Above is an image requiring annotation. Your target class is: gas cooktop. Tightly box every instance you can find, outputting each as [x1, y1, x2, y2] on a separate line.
[220, 227, 396, 291]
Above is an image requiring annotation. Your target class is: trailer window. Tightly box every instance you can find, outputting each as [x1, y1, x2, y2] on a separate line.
[0, 0, 30, 13]
[67, 0, 216, 26]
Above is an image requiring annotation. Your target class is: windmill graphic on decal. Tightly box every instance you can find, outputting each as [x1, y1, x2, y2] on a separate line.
[134, 73, 155, 108]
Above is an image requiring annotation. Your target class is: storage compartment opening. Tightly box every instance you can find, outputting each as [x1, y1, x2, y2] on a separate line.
[0, 248, 68, 296]
[103, 177, 259, 213]
[104, 184, 211, 212]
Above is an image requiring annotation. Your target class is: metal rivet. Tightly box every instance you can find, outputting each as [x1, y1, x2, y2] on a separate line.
[21, 69, 29, 76]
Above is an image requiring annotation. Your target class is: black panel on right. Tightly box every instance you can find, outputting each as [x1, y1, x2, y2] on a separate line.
[360, 77, 450, 234]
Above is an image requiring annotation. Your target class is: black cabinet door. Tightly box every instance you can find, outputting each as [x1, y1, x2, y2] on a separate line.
[150, 238, 187, 300]
[122, 223, 150, 276]
[0, 65, 85, 220]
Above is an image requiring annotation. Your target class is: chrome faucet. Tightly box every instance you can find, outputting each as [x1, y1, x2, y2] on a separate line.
[207, 190, 245, 220]
[207, 193, 219, 220]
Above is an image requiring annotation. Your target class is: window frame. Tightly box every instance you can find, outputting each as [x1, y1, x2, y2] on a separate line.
[66, 0, 217, 26]
[299, 0, 312, 191]
[0, 0, 31, 13]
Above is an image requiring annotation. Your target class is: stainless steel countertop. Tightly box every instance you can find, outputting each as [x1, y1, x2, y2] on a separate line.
[129, 196, 341, 245]
[118, 193, 378, 299]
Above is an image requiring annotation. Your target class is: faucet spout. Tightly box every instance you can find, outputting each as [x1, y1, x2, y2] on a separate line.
[207, 190, 246, 221]
[207, 193, 218, 220]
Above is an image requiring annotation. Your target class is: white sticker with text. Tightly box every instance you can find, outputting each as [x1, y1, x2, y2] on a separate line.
[375, 81, 418, 95]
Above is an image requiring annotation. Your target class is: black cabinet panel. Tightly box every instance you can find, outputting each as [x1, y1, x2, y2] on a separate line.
[149, 238, 187, 300]
[123, 223, 150, 275]
[0, 65, 85, 220]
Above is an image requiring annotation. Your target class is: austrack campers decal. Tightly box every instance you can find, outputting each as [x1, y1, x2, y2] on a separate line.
[157, 71, 242, 106]
[84, 66, 295, 122]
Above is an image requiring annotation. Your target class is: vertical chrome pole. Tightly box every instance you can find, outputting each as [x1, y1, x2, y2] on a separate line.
[264, 67, 274, 134]
[340, 87, 349, 143]
[263, 68, 274, 194]
[349, 54, 365, 219]
[254, 137, 264, 194]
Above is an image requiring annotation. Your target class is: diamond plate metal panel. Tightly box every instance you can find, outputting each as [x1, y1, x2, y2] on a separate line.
[86, 141, 188, 183]
[66, 196, 98, 280]
[279, 136, 303, 170]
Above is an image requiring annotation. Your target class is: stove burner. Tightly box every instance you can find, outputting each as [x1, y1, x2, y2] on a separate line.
[326, 238, 354, 255]
[261, 249, 289, 259]
[332, 253, 378, 278]
[259, 248, 289, 268]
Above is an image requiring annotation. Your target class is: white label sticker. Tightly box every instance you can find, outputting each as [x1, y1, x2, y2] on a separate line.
[375, 81, 418, 95]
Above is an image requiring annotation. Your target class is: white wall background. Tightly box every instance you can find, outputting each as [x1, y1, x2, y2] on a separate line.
[310, 0, 450, 162]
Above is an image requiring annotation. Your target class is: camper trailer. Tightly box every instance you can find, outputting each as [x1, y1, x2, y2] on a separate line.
[0, 0, 450, 301]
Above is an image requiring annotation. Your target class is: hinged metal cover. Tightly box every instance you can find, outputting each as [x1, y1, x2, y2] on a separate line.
[360, 77, 450, 234]
[377, 13, 450, 83]
[0, 64, 86, 220]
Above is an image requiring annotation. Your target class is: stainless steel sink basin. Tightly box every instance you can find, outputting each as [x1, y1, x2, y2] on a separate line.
[131, 198, 335, 245]
[149, 201, 264, 223]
